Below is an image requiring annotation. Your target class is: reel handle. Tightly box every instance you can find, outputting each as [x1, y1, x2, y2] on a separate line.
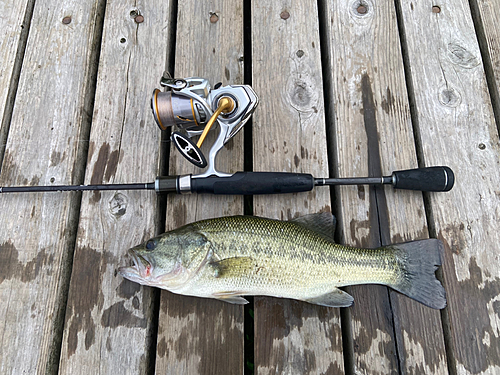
[171, 132, 207, 168]
[170, 96, 235, 169]
[196, 96, 235, 148]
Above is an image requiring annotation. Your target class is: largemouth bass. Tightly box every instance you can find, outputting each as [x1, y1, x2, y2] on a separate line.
[119, 213, 446, 309]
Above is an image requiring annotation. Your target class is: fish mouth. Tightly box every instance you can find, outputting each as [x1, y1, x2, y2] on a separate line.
[118, 249, 152, 284]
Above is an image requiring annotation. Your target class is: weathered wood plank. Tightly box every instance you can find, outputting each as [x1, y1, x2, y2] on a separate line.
[473, 0, 500, 121]
[0, 0, 31, 160]
[251, 1, 344, 373]
[399, 0, 500, 373]
[58, 1, 173, 373]
[0, 0, 103, 373]
[155, 1, 245, 374]
[0, 1, 30, 116]
[321, 0, 448, 373]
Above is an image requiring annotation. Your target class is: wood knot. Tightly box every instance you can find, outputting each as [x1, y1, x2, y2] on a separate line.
[285, 74, 320, 117]
[438, 86, 461, 107]
[291, 81, 312, 107]
[109, 193, 127, 218]
[351, 0, 373, 17]
[447, 43, 479, 69]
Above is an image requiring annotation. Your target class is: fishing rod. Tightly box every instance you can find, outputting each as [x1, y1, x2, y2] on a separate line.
[0, 74, 454, 195]
[0, 167, 454, 195]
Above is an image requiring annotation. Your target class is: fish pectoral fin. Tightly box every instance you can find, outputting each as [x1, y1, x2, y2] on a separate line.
[212, 291, 249, 305]
[304, 288, 354, 308]
[209, 257, 256, 278]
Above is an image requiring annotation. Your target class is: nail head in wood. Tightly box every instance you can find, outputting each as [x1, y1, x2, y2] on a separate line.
[357, 5, 367, 14]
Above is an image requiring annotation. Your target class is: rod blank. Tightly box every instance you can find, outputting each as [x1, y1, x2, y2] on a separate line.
[315, 176, 392, 186]
[0, 183, 154, 193]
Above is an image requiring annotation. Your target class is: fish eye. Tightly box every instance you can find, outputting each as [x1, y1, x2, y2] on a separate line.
[145, 239, 157, 251]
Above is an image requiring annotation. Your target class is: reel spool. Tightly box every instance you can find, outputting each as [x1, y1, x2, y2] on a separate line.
[151, 73, 258, 174]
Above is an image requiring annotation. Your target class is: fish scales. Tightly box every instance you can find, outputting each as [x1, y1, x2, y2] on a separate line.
[191, 216, 401, 291]
[119, 213, 446, 309]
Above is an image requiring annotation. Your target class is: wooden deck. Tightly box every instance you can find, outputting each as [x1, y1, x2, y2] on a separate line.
[1, 0, 499, 374]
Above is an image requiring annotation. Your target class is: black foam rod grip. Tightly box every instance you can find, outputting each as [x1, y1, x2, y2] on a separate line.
[191, 172, 315, 195]
[391, 166, 454, 192]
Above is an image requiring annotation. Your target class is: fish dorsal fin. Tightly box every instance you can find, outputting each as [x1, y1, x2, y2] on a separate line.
[209, 257, 256, 278]
[304, 288, 354, 307]
[290, 212, 336, 241]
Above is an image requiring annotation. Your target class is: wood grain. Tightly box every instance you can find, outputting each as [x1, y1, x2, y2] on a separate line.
[321, 0, 448, 373]
[58, 0, 173, 373]
[474, 0, 500, 121]
[399, 0, 500, 373]
[0, 0, 30, 141]
[0, 0, 103, 373]
[251, 1, 344, 373]
[155, 1, 246, 374]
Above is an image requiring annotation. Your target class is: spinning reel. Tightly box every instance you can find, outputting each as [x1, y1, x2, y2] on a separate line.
[151, 72, 258, 177]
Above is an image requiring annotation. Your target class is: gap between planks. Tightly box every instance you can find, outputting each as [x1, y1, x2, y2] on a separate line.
[316, 0, 355, 373]
[49, 0, 108, 372]
[148, 1, 179, 374]
[0, 0, 36, 173]
[467, 0, 500, 135]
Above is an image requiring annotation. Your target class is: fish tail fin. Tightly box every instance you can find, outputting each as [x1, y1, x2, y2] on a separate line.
[389, 239, 446, 309]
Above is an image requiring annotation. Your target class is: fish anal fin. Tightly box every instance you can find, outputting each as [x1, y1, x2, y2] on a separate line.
[304, 288, 354, 307]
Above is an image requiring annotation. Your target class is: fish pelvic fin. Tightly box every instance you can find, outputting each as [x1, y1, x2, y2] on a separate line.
[304, 288, 354, 308]
[389, 239, 446, 309]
